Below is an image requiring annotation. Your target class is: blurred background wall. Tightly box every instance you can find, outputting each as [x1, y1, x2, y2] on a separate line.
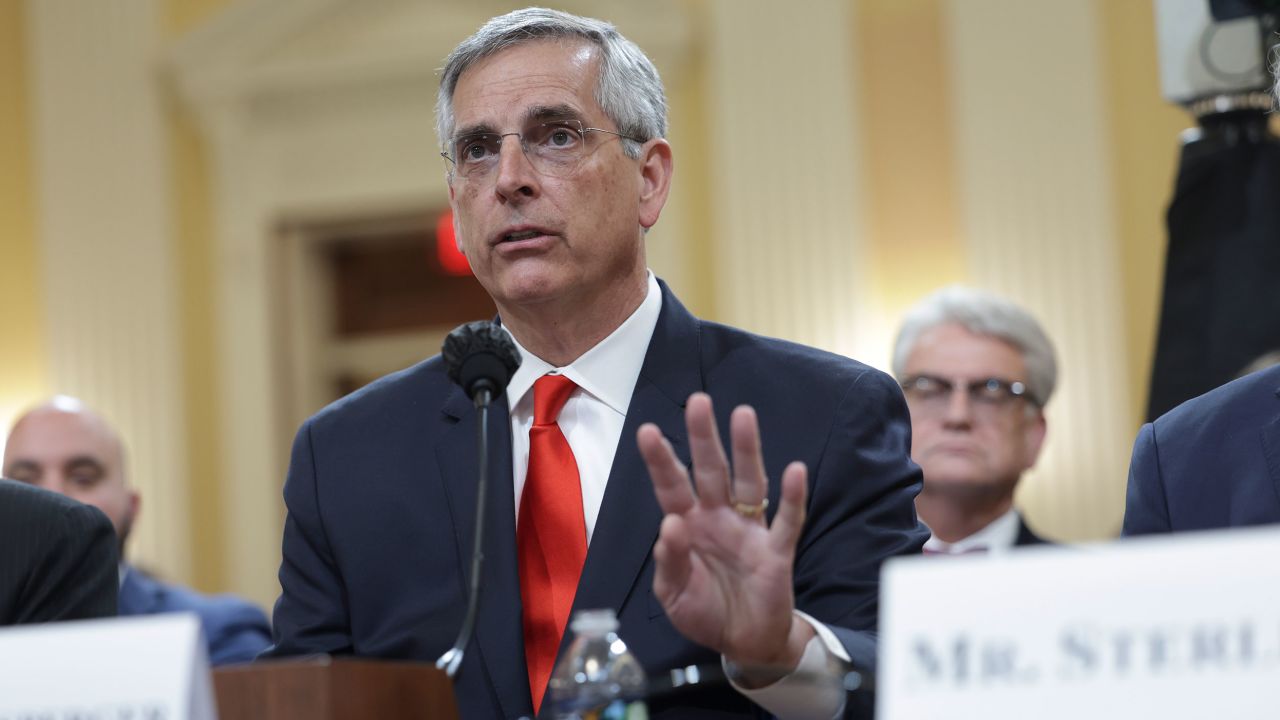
[0, 0, 1199, 608]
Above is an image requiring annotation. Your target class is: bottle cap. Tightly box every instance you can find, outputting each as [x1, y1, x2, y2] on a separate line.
[569, 608, 619, 635]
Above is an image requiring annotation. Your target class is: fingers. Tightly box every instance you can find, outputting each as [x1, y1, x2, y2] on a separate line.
[768, 461, 808, 554]
[652, 513, 692, 604]
[729, 405, 768, 508]
[685, 393, 732, 510]
[638, 423, 695, 515]
[645, 395, 795, 538]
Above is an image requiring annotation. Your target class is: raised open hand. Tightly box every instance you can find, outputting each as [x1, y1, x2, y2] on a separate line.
[637, 392, 813, 676]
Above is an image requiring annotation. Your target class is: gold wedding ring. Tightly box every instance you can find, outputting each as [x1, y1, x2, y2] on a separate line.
[732, 498, 768, 520]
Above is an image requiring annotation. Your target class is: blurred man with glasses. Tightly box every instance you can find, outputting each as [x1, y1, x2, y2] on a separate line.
[893, 286, 1057, 554]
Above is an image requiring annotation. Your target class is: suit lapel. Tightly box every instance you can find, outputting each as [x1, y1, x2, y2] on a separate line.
[1013, 516, 1046, 546]
[567, 285, 702, 634]
[436, 387, 530, 719]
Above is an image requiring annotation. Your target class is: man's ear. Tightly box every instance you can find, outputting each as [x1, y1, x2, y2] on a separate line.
[637, 139, 674, 230]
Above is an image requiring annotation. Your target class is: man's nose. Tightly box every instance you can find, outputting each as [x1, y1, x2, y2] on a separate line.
[38, 474, 66, 495]
[942, 387, 974, 427]
[493, 135, 538, 200]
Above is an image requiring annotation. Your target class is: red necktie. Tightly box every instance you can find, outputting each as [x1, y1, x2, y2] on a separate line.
[518, 374, 587, 713]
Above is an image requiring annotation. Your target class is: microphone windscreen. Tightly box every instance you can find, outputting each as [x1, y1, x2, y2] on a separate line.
[442, 321, 522, 400]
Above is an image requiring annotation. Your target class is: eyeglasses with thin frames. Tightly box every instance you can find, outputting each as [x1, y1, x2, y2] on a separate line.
[899, 374, 1039, 421]
[441, 119, 644, 181]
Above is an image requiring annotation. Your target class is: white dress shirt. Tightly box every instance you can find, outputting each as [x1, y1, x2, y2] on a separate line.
[923, 507, 1022, 555]
[506, 273, 662, 541]
[503, 272, 846, 719]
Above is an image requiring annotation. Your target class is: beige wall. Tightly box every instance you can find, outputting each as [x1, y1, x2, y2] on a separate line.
[2, 0, 235, 591]
[1098, 0, 1191, 424]
[163, 0, 236, 598]
[0, 0, 47, 442]
[4, 0, 1199, 598]
[856, 0, 968, 314]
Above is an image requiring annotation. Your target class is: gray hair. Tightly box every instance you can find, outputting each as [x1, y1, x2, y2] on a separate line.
[1238, 349, 1280, 379]
[892, 285, 1059, 407]
[436, 7, 667, 161]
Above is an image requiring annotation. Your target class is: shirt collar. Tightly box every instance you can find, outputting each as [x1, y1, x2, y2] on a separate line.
[923, 507, 1022, 554]
[505, 272, 663, 416]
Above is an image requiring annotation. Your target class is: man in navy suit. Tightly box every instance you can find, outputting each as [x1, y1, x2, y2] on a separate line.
[267, 8, 926, 718]
[1123, 363, 1280, 534]
[3, 397, 272, 665]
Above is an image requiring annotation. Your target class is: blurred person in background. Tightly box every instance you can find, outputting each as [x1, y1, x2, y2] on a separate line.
[3, 396, 271, 664]
[1124, 360, 1280, 534]
[893, 286, 1057, 554]
[0, 477, 118, 624]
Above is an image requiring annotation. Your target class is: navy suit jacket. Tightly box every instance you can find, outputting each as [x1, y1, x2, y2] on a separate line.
[118, 567, 272, 666]
[1123, 364, 1280, 534]
[268, 283, 928, 718]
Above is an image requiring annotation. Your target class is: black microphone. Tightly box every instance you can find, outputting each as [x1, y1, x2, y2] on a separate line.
[442, 320, 522, 404]
[436, 321, 521, 678]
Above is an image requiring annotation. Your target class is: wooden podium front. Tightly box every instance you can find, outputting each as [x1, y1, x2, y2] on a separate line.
[214, 657, 459, 720]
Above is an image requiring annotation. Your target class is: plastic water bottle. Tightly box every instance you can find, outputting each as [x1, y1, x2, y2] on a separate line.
[545, 609, 648, 720]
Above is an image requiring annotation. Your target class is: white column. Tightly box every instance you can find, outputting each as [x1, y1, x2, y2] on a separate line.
[706, 0, 874, 358]
[943, 0, 1132, 539]
[206, 107, 286, 607]
[26, 0, 191, 577]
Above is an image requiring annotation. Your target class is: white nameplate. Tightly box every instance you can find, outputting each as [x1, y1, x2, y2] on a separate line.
[878, 526, 1280, 719]
[0, 613, 215, 719]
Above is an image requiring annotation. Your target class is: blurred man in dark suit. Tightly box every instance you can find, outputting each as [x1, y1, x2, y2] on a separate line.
[1123, 363, 1280, 534]
[4, 397, 272, 664]
[0, 477, 117, 624]
[893, 286, 1057, 554]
